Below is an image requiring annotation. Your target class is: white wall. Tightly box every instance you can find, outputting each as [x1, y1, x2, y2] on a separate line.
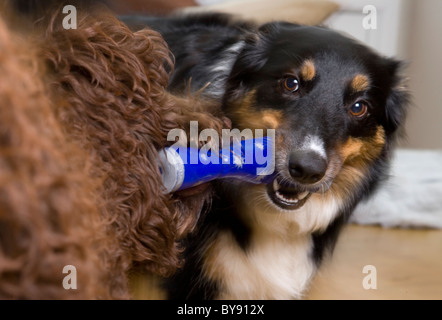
[325, 0, 411, 59]
[403, 0, 442, 149]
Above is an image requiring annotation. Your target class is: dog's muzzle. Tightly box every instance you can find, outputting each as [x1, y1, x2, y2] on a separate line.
[266, 149, 328, 210]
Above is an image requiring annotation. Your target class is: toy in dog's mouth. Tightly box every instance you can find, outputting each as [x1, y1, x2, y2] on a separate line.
[266, 177, 312, 210]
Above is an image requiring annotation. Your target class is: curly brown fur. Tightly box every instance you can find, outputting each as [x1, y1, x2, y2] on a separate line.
[0, 14, 111, 299]
[0, 6, 223, 299]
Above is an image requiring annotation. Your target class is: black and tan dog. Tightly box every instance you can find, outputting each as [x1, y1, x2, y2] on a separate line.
[124, 13, 409, 299]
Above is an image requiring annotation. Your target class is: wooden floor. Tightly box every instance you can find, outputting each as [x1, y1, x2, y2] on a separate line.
[307, 225, 442, 300]
[131, 224, 442, 300]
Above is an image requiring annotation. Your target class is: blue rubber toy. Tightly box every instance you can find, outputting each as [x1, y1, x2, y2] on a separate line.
[158, 136, 275, 193]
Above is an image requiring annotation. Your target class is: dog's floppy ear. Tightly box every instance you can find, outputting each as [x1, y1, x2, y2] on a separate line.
[227, 22, 289, 81]
[237, 27, 273, 72]
[225, 30, 269, 94]
[237, 21, 304, 73]
[384, 59, 410, 138]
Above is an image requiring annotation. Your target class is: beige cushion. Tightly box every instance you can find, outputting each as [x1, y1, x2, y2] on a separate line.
[180, 0, 340, 25]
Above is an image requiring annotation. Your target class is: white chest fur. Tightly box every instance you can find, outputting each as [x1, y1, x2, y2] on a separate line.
[203, 227, 316, 300]
[202, 186, 343, 299]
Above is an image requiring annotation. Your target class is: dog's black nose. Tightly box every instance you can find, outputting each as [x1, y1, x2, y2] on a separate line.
[289, 150, 327, 184]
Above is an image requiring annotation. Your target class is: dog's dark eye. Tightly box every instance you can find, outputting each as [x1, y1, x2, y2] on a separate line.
[349, 101, 369, 117]
[283, 77, 300, 92]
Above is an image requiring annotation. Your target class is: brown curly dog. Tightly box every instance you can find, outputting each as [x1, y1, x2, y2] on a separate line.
[0, 6, 223, 299]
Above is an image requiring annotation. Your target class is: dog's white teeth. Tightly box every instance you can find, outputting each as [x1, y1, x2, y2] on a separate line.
[273, 179, 280, 191]
[276, 191, 299, 204]
[298, 191, 309, 200]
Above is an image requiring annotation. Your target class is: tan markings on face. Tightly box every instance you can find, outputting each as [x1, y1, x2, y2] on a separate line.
[331, 126, 386, 197]
[339, 126, 386, 166]
[329, 165, 366, 201]
[228, 90, 283, 132]
[261, 112, 281, 129]
[339, 137, 364, 162]
[300, 59, 316, 82]
[351, 74, 370, 92]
